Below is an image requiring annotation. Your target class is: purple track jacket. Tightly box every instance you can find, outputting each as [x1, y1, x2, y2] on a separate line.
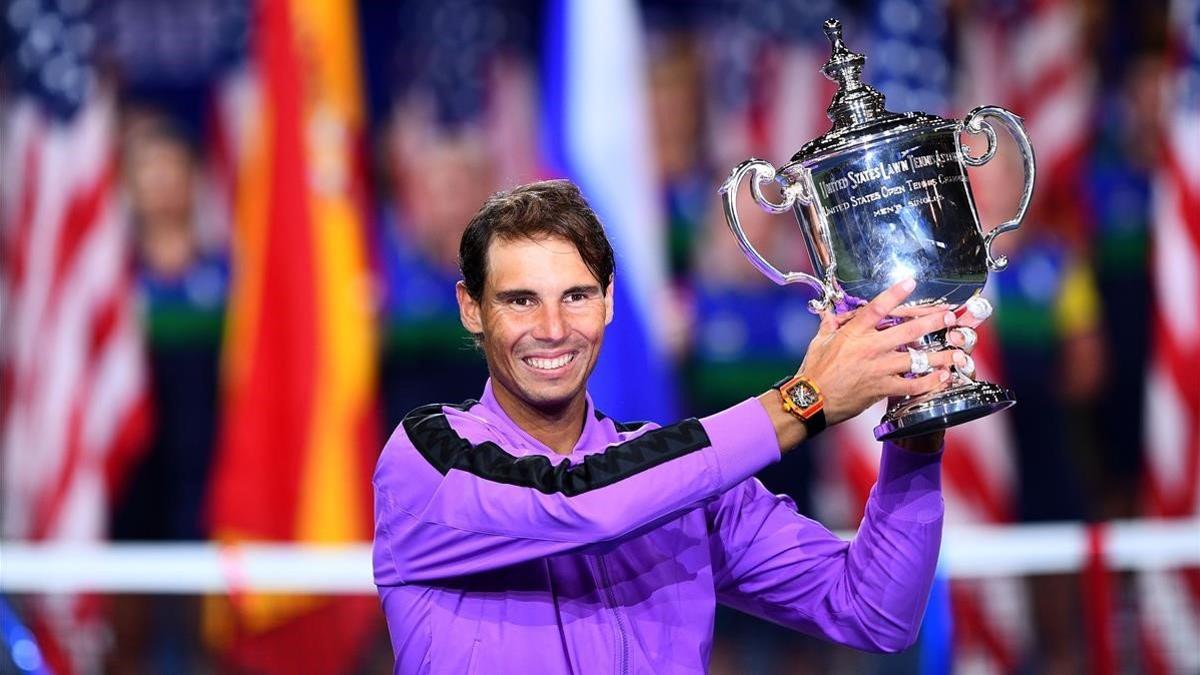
[373, 380, 945, 673]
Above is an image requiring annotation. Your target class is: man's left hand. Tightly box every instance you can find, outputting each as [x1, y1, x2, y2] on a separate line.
[892, 296, 992, 453]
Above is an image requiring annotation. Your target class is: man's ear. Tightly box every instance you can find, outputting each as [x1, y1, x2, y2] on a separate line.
[457, 281, 483, 335]
[604, 279, 614, 325]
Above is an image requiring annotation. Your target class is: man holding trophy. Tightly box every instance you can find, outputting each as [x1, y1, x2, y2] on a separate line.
[372, 19, 1031, 673]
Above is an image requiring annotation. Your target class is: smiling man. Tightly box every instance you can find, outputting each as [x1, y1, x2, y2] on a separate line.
[372, 180, 981, 674]
[457, 226, 610, 449]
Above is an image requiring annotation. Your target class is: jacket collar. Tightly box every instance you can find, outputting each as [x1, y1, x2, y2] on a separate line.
[478, 378, 611, 458]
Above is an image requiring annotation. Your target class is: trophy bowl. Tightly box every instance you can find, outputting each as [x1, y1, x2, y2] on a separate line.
[720, 19, 1035, 441]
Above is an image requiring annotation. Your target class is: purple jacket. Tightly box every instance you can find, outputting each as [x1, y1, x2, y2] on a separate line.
[373, 381, 944, 674]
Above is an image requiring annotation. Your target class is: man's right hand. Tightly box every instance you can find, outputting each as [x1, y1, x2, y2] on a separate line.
[795, 278, 965, 427]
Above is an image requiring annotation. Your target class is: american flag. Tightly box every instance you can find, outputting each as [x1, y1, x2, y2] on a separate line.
[1139, 1, 1200, 672]
[0, 1, 150, 672]
[1011, 0, 1095, 231]
[959, 0, 1096, 241]
[704, 0, 837, 169]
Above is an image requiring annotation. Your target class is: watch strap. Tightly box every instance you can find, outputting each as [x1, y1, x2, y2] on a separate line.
[802, 406, 827, 437]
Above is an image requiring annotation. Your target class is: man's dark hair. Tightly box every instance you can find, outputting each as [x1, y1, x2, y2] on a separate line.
[459, 180, 615, 300]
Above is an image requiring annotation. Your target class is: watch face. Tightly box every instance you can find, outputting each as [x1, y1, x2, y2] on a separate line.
[791, 382, 819, 409]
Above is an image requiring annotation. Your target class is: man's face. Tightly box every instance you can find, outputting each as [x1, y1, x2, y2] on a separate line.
[458, 235, 612, 414]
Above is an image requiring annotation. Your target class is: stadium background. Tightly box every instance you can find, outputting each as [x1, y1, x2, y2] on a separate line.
[1, 0, 1197, 673]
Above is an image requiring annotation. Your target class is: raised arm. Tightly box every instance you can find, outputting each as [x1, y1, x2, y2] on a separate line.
[707, 441, 944, 653]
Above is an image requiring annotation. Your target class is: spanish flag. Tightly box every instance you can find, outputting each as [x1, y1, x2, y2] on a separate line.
[205, 0, 379, 671]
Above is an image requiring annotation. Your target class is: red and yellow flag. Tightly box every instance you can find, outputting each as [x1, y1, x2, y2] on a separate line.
[206, 0, 379, 670]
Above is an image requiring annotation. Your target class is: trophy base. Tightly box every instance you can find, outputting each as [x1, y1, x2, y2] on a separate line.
[873, 379, 1016, 441]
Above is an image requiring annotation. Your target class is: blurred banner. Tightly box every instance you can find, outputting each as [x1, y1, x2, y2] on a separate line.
[202, 0, 379, 672]
[0, 1, 151, 671]
[1139, 0, 1200, 672]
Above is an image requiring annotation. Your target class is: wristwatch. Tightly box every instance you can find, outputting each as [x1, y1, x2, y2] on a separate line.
[772, 374, 827, 437]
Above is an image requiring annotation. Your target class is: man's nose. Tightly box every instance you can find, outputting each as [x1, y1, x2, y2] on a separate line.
[532, 304, 568, 342]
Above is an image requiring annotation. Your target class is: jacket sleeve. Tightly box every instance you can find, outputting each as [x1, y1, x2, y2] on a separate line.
[706, 442, 944, 654]
[373, 398, 781, 586]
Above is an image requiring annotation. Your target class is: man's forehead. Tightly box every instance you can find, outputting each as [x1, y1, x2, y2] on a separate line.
[490, 233, 577, 254]
[485, 234, 600, 290]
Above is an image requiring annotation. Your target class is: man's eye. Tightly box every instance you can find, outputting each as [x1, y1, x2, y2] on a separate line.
[566, 293, 588, 303]
[510, 297, 535, 307]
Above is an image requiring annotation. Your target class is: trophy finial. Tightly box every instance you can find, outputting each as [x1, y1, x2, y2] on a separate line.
[819, 18, 890, 128]
[823, 19, 845, 53]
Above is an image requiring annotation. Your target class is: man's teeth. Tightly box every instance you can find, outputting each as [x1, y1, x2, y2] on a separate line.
[525, 353, 575, 370]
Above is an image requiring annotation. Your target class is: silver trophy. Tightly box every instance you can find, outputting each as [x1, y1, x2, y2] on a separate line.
[720, 18, 1034, 440]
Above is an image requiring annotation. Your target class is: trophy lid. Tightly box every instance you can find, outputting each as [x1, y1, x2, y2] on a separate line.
[789, 19, 952, 165]
[820, 18, 889, 127]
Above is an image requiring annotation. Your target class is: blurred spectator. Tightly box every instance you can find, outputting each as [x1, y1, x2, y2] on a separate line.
[649, 32, 711, 282]
[983, 141, 1105, 675]
[115, 111, 228, 540]
[1085, 53, 1165, 520]
[991, 229, 1103, 524]
[373, 104, 491, 428]
[360, 0, 541, 432]
[108, 110, 228, 674]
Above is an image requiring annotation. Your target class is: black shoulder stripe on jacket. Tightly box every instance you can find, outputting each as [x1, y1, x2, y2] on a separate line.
[402, 401, 711, 496]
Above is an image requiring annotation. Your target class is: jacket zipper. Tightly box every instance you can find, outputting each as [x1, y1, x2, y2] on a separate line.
[596, 555, 629, 675]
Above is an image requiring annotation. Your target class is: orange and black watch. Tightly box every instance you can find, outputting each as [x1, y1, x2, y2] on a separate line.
[772, 374, 827, 437]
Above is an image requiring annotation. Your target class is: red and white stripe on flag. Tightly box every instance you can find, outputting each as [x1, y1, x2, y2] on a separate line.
[1009, 0, 1094, 197]
[1139, 1, 1200, 672]
[942, 330, 1026, 673]
[0, 93, 150, 673]
[705, 40, 832, 172]
[958, 0, 1095, 239]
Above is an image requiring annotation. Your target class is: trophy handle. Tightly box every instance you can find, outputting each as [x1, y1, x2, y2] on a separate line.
[959, 106, 1036, 272]
[719, 159, 830, 309]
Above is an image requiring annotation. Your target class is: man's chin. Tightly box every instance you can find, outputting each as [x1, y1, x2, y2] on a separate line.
[515, 381, 583, 412]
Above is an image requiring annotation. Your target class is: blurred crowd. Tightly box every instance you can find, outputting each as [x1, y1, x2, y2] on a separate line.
[2, 0, 1185, 672]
